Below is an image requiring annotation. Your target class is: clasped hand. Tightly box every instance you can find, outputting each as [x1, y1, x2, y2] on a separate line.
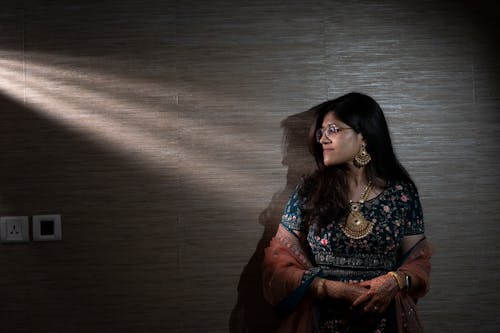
[349, 274, 399, 314]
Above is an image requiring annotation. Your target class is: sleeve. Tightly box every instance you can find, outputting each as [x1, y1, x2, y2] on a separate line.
[401, 182, 425, 235]
[262, 187, 324, 317]
[262, 226, 322, 317]
[280, 186, 307, 234]
[394, 238, 432, 331]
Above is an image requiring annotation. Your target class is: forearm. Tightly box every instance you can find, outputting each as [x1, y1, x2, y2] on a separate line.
[397, 236, 432, 298]
[310, 277, 365, 302]
[397, 239, 432, 298]
[310, 277, 327, 299]
[393, 268, 426, 293]
[263, 250, 307, 305]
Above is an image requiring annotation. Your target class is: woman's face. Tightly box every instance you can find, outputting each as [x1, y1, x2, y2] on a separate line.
[319, 112, 364, 167]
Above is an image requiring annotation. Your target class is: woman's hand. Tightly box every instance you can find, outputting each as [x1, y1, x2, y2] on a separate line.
[336, 281, 370, 304]
[352, 274, 399, 314]
[324, 280, 369, 304]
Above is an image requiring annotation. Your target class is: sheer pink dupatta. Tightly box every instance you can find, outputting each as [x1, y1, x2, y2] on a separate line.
[262, 226, 316, 333]
[262, 226, 433, 333]
[395, 238, 433, 333]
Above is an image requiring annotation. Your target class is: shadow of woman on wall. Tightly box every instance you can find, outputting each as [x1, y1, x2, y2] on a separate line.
[229, 108, 316, 333]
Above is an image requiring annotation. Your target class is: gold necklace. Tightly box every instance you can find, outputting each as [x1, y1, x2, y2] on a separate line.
[341, 181, 374, 239]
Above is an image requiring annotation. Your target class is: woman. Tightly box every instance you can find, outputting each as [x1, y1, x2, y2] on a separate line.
[263, 92, 432, 332]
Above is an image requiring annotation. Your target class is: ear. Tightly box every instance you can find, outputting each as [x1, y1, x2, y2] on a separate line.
[357, 132, 366, 145]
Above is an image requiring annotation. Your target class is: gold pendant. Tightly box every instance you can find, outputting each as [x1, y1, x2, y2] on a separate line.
[342, 181, 374, 239]
[341, 205, 373, 239]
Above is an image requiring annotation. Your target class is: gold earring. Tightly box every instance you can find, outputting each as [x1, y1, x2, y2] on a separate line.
[353, 143, 371, 168]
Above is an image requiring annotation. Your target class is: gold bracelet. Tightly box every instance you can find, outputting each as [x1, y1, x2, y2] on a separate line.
[388, 271, 405, 290]
[316, 278, 327, 299]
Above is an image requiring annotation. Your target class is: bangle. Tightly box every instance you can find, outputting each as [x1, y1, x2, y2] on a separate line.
[388, 271, 405, 290]
[316, 278, 327, 299]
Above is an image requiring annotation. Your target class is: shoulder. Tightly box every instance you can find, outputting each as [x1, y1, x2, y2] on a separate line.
[385, 180, 420, 199]
[281, 182, 308, 233]
[286, 175, 315, 204]
[390, 180, 425, 234]
[282, 184, 305, 215]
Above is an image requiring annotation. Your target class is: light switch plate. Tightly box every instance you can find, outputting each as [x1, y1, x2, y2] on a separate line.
[0, 216, 30, 243]
[32, 214, 62, 241]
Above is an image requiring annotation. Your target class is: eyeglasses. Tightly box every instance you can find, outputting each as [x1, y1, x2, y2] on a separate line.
[315, 124, 354, 142]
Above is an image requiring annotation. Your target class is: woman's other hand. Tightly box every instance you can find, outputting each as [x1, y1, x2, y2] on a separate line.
[333, 281, 369, 304]
[313, 279, 369, 304]
[352, 274, 399, 314]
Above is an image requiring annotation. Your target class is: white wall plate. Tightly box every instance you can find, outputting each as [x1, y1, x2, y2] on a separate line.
[32, 215, 62, 241]
[0, 216, 30, 243]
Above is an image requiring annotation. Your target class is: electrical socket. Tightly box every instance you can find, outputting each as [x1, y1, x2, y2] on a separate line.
[32, 214, 62, 241]
[0, 216, 30, 243]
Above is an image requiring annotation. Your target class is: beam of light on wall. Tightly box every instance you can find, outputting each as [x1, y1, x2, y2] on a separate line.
[0, 53, 275, 153]
[0, 51, 285, 207]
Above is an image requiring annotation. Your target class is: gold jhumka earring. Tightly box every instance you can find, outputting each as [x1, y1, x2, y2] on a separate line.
[353, 143, 371, 168]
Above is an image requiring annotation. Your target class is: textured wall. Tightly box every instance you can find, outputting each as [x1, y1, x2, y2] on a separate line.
[0, 0, 498, 332]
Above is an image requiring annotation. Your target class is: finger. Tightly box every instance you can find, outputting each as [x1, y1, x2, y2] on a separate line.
[374, 293, 394, 313]
[352, 292, 372, 307]
[374, 296, 392, 313]
[377, 302, 389, 314]
[363, 298, 379, 313]
[358, 281, 371, 288]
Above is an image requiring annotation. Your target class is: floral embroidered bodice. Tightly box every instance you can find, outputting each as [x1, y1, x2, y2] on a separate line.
[281, 181, 425, 282]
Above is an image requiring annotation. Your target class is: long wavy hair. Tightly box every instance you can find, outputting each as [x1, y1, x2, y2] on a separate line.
[300, 92, 414, 227]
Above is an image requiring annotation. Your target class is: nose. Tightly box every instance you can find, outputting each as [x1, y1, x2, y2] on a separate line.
[319, 132, 331, 144]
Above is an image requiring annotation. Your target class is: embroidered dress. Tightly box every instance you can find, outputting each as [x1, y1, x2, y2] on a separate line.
[280, 181, 425, 333]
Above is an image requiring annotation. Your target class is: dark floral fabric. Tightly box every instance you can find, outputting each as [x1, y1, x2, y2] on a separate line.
[280, 181, 425, 332]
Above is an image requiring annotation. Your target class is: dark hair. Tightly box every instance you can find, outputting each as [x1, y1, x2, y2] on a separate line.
[300, 92, 413, 227]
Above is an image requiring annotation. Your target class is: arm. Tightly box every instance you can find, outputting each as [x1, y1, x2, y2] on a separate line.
[263, 226, 367, 309]
[352, 234, 428, 314]
[396, 235, 432, 299]
[353, 182, 432, 313]
[262, 225, 312, 307]
[311, 276, 368, 304]
[398, 234, 426, 293]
